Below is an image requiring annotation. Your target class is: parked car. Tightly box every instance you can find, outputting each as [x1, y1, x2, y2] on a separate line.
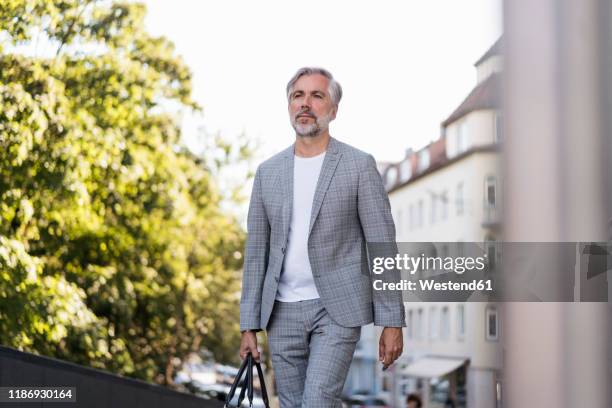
[342, 394, 388, 408]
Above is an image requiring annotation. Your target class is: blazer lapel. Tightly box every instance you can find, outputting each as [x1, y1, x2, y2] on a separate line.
[308, 137, 342, 236]
[280, 145, 294, 244]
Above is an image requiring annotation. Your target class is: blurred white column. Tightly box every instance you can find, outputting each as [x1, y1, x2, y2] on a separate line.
[503, 0, 610, 407]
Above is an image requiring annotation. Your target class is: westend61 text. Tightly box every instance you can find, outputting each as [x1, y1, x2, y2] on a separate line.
[373, 279, 493, 291]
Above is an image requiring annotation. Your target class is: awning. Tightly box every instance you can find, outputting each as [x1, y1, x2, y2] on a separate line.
[402, 357, 467, 378]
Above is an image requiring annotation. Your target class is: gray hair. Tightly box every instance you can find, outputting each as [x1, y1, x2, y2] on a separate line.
[286, 67, 343, 106]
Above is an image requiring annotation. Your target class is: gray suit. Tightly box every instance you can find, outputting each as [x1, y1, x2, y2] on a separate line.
[240, 137, 405, 406]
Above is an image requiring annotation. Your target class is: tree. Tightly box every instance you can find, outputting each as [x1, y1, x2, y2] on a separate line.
[0, 0, 249, 384]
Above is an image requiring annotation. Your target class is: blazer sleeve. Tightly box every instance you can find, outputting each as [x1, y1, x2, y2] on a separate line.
[357, 154, 406, 327]
[239, 166, 270, 332]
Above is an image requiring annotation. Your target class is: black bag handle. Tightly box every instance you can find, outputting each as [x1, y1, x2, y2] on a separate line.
[236, 372, 248, 406]
[235, 356, 251, 407]
[254, 359, 270, 407]
[225, 356, 248, 407]
[225, 353, 271, 408]
[247, 353, 254, 404]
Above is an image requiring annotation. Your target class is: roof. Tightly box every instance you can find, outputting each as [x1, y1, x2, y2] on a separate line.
[376, 160, 393, 170]
[387, 144, 499, 193]
[441, 73, 501, 127]
[428, 137, 446, 168]
[381, 138, 445, 187]
[474, 37, 503, 66]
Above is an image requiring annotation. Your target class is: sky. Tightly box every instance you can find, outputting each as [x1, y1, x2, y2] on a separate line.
[142, 0, 502, 164]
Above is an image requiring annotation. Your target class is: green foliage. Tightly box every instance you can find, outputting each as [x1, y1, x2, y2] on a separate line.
[0, 0, 248, 385]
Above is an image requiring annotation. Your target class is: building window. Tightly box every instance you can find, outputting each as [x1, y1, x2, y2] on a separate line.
[400, 160, 412, 182]
[430, 378, 451, 405]
[495, 112, 503, 143]
[416, 308, 424, 340]
[456, 182, 464, 215]
[417, 199, 424, 228]
[486, 306, 499, 341]
[441, 190, 448, 220]
[440, 244, 449, 259]
[418, 149, 430, 172]
[429, 306, 438, 340]
[457, 304, 466, 340]
[430, 195, 437, 224]
[409, 203, 414, 230]
[485, 236, 498, 271]
[457, 241, 465, 257]
[407, 309, 413, 339]
[440, 306, 450, 340]
[458, 121, 470, 153]
[485, 175, 497, 208]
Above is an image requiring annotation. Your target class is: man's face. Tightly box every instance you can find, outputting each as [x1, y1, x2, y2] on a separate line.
[288, 74, 337, 138]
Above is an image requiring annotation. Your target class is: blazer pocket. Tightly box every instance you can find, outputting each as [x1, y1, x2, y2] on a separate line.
[336, 260, 367, 282]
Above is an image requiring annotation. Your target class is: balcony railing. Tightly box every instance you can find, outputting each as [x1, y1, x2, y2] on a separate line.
[482, 204, 502, 228]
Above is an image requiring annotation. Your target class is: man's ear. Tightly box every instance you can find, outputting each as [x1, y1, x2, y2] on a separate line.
[330, 105, 338, 120]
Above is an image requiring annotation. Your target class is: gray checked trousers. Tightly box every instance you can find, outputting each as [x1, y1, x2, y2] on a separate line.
[266, 298, 361, 408]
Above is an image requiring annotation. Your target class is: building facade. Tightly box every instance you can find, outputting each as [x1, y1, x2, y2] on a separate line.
[346, 39, 504, 408]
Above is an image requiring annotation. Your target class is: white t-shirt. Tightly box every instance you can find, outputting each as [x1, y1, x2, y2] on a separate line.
[275, 151, 326, 302]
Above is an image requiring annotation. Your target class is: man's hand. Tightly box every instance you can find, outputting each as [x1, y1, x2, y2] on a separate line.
[379, 327, 403, 370]
[240, 330, 261, 362]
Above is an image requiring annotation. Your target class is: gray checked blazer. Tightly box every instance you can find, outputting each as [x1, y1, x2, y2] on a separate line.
[240, 137, 406, 331]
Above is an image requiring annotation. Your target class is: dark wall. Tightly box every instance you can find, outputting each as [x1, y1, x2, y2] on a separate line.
[0, 346, 222, 408]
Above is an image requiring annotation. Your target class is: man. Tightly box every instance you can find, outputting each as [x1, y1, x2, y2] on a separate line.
[406, 393, 423, 408]
[239, 67, 405, 407]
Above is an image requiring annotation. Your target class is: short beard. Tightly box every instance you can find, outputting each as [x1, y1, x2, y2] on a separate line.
[291, 112, 332, 138]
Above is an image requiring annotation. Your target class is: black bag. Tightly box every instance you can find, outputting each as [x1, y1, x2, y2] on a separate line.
[225, 353, 270, 408]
